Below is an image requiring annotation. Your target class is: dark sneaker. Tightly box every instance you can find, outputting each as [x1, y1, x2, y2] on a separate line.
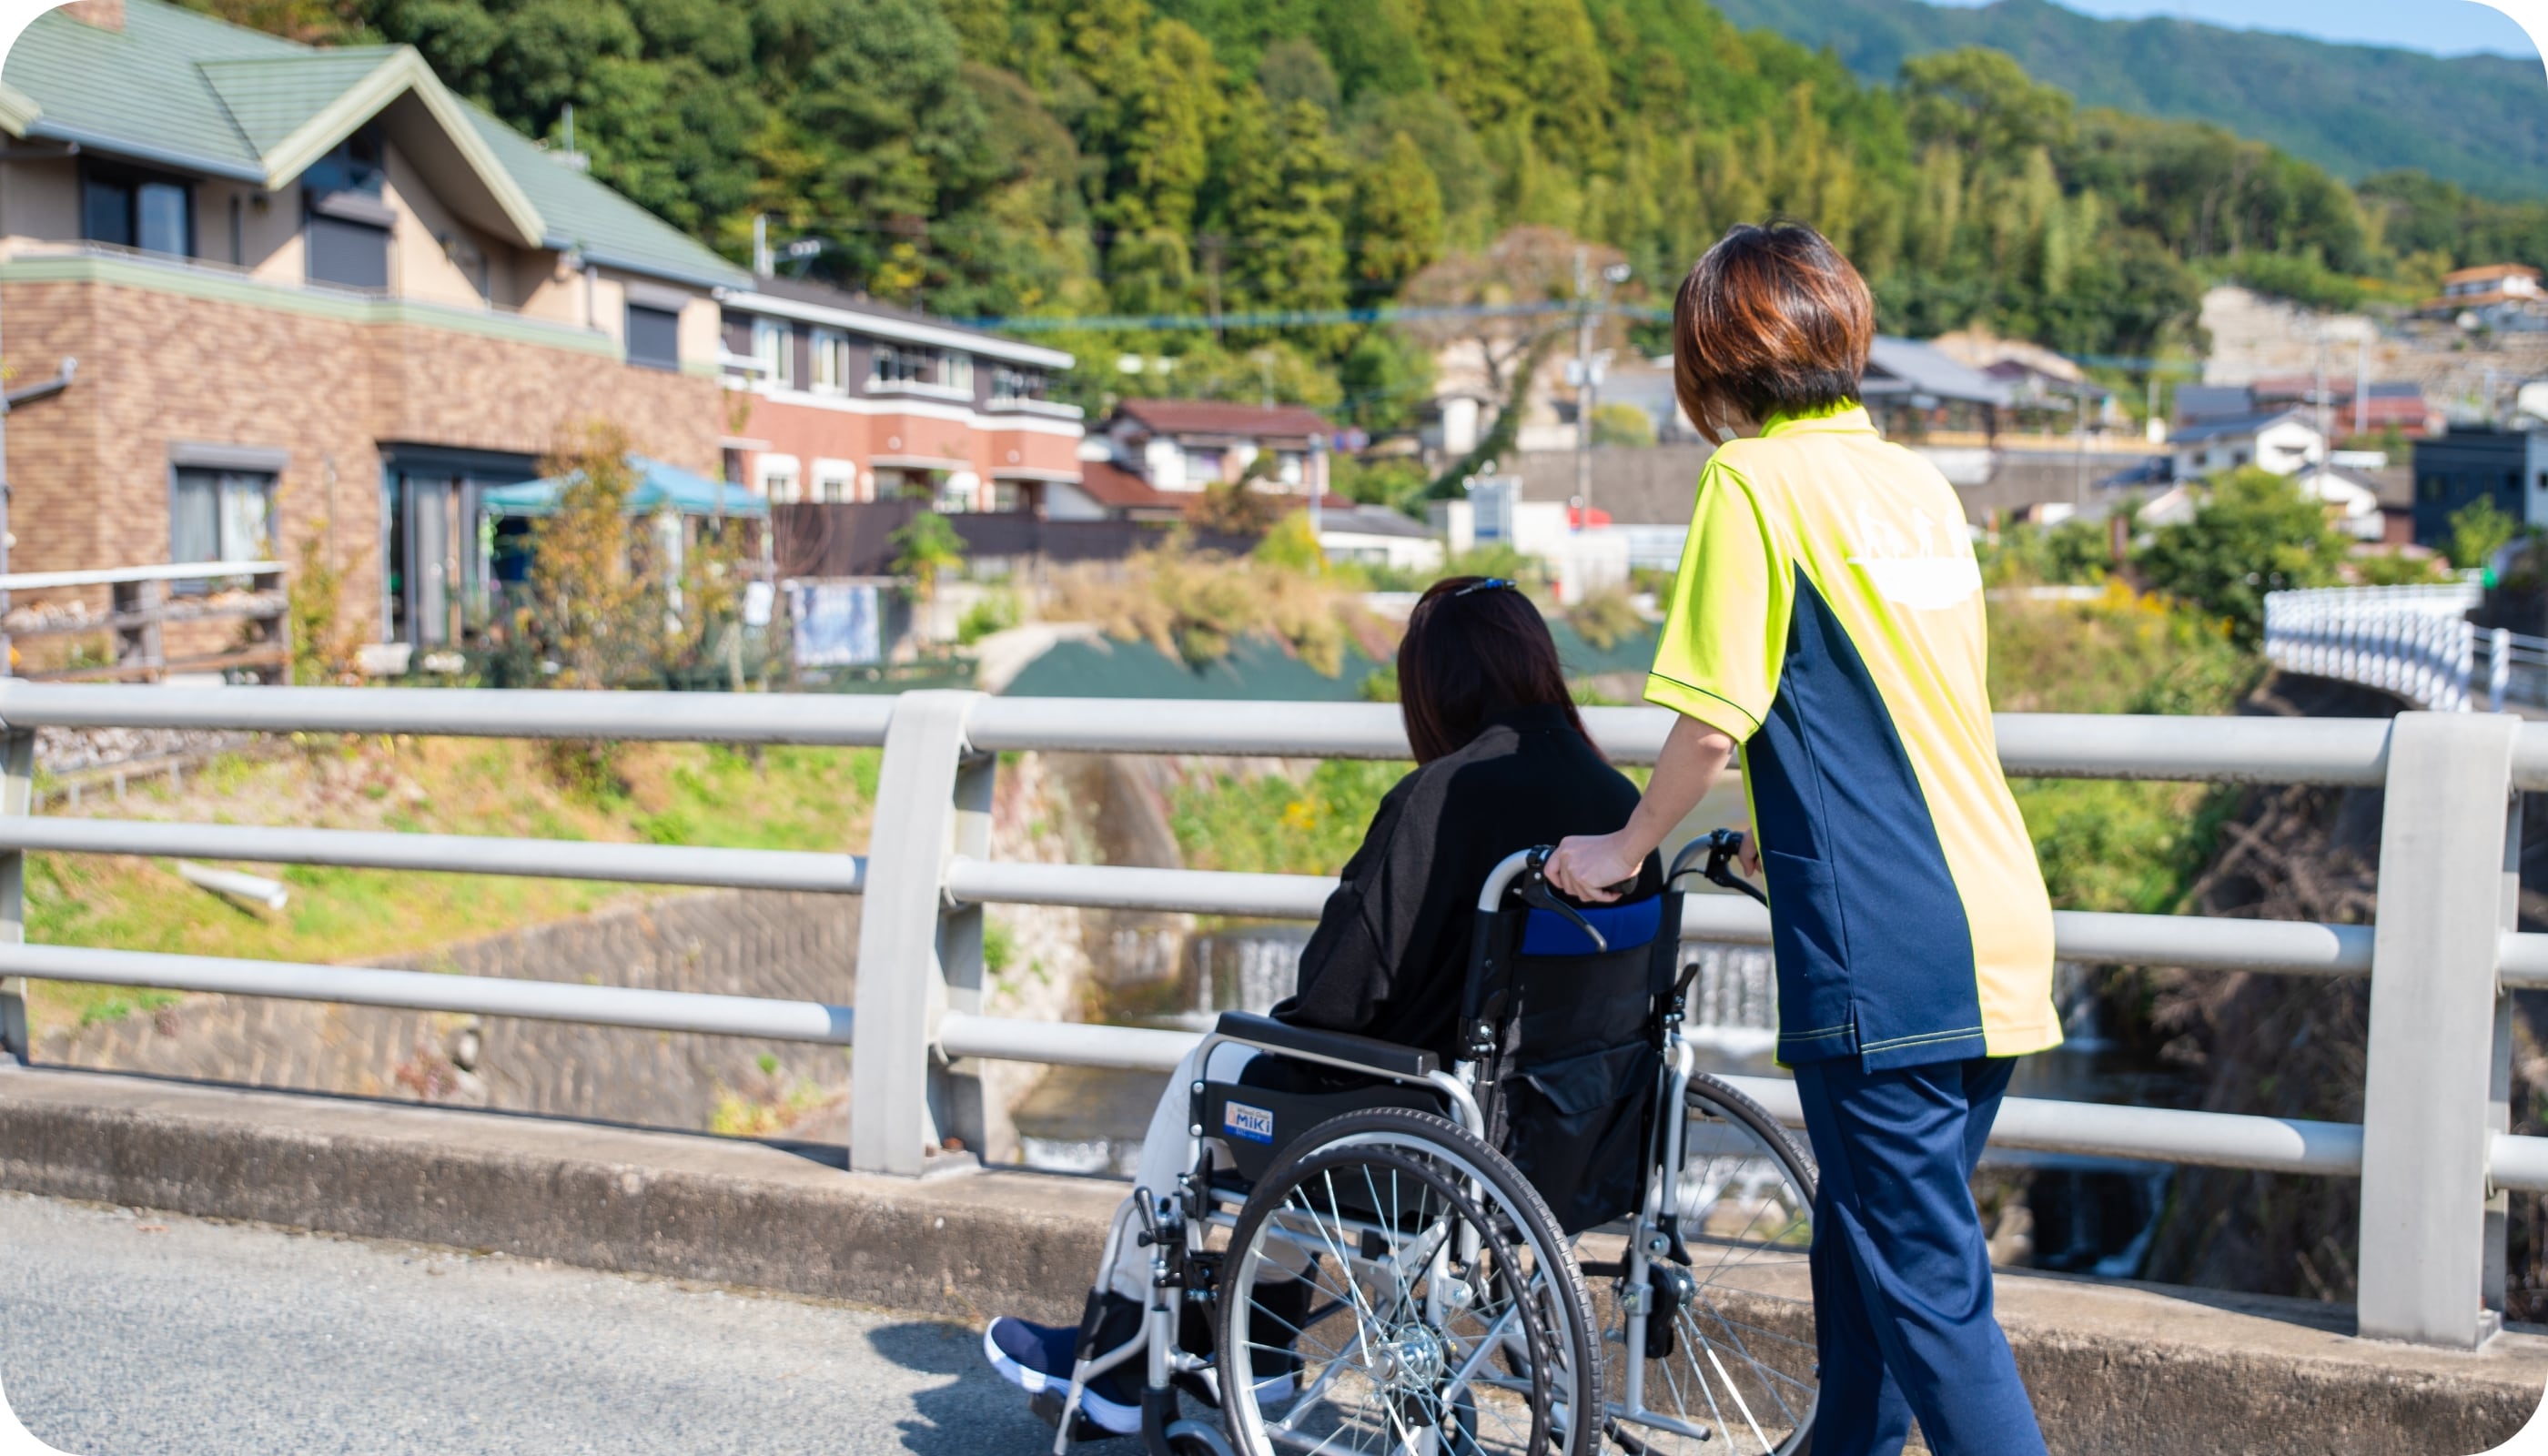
[983, 1316, 1142, 1436]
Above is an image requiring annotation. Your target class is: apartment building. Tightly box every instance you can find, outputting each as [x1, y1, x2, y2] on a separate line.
[0, 0, 751, 652]
[716, 276, 1083, 514]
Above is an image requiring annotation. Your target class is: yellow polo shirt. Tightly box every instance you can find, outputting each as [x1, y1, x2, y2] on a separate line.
[1646, 402, 2058, 1069]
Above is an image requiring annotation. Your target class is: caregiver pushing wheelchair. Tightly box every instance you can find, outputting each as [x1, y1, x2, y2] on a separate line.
[986, 219, 2055, 1456]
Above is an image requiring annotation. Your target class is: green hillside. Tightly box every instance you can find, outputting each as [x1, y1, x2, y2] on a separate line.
[184, 0, 2548, 426]
[1710, 0, 2548, 199]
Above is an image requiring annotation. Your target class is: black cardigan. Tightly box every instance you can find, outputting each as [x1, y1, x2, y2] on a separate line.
[1271, 703, 1654, 1059]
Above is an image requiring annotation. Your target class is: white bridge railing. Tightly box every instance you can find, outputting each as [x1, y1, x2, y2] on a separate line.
[0, 682, 2540, 1349]
[2262, 581, 2548, 713]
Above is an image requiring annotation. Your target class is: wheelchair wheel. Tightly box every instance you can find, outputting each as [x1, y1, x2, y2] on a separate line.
[1596, 1074, 1818, 1455]
[1218, 1107, 1601, 1456]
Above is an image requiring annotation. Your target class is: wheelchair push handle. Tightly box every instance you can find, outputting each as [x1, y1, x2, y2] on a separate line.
[1669, 827, 1768, 906]
[1474, 846, 1615, 955]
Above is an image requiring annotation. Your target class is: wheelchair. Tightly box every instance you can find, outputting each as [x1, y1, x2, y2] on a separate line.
[1040, 833, 1821, 1456]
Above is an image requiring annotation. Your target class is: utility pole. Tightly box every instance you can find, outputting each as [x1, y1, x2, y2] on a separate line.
[2312, 326, 2330, 454]
[1570, 254, 1633, 532]
[2355, 331, 2369, 440]
[1573, 248, 1593, 532]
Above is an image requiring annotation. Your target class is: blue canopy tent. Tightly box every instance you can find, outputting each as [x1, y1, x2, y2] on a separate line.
[479, 455, 768, 519]
[479, 455, 771, 606]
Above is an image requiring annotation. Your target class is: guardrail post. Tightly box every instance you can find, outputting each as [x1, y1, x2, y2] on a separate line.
[0, 728, 31, 1064]
[2358, 710, 2520, 1346]
[849, 690, 989, 1177]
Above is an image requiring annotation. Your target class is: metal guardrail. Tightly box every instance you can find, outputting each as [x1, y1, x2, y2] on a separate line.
[2260, 581, 2548, 714]
[0, 681, 2533, 1349]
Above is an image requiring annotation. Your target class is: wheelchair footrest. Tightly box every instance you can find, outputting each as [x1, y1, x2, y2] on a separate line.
[1027, 1388, 1119, 1443]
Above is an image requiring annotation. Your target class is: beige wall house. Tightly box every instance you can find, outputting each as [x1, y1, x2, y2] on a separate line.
[0, 0, 751, 656]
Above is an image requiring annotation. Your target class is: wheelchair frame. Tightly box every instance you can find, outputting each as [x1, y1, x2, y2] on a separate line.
[1046, 832, 1803, 1456]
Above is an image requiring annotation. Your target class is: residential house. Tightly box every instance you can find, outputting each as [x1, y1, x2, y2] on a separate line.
[714, 275, 1084, 515]
[1092, 399, 1335, 508]
[0, 0, 750, 655]
[2168, 409, 2326, 480]
[2248, 377, 2439, 439]
[2425, 264, 2548, 332]
[1857, 337, 2013, 440]
[2412, 429, 2548, 549]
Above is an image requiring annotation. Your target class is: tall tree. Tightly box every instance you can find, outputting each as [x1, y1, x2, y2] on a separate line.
[1348, 130, 1445, 301]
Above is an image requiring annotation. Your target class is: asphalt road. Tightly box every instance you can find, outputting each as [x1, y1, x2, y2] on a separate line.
[0, 1192, 1055, 1455]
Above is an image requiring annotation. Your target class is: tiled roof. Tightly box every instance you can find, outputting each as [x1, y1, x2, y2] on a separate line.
[2, 0, 745, 289]
[1116, 399, 1334, 439]
[458, 101, 746, 288]
[2170, 409, 2314, 444]
[1860, 337, 2013, 409]
[1075, 460, 1188, 511]
[2446, 263, 2542, 284]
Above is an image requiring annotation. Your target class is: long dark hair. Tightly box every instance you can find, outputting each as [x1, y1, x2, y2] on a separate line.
[1398, 577, 1592, 763]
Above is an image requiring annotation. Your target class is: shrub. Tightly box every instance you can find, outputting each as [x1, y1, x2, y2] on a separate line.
[1566, 587, 1644, 651]
[891, 511, 966, 601]
[2132, 468, 2350, 647]
[2448, 497, 2517, 577]
[956, 590, 1021, 646]
[1589, 401, 1656, 448]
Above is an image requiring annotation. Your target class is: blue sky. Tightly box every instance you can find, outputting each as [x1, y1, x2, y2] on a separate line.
[1927, 0, 2538, 57]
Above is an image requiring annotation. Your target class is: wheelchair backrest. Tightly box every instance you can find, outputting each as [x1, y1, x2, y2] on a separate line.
[1460, 850, 1682, 1232]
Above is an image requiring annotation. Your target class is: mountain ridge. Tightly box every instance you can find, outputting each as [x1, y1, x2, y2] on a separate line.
[1709, 0, 2548, 199]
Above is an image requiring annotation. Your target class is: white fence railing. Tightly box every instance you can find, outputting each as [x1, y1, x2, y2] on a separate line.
[2261, 581, 2548, 713]
[0, 683, 2539, 1349]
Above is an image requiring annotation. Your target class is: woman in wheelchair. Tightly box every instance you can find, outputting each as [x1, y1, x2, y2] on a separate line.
[985, 575, 1669, 1442]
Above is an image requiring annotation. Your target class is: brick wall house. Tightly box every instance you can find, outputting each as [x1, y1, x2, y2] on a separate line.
[0, 0, 748, 660]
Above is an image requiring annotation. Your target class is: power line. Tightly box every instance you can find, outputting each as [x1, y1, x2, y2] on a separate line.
[955, 300, 1667, 333]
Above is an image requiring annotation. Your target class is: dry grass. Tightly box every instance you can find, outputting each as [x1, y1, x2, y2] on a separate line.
[25, 733, 879, 1036]
[1045, 538, 1393, 677]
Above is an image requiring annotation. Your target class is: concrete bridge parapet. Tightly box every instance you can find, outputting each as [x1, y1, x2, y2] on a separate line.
[1, 1063, 2540, 1454]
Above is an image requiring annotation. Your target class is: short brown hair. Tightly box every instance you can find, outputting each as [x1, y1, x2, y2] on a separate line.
[1672, 220, 1875, 445]
[1398, 577, 1591, 763]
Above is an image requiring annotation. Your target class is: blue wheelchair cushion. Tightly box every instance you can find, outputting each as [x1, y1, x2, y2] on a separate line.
[1520, 896, 1662, 956]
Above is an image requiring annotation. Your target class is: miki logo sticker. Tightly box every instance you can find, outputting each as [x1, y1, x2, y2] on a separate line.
[1222, 1102, 1276, 1144]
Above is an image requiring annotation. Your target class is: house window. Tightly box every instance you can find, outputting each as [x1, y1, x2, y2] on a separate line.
[170, 468, 276, 581]
[813, 459, 857, 502]
[873, 345, 957, 388]
[303, 129, 391, 289]
[991, 366, 1046, 404]
[759, 455, 801, 504]
[82, 167, 192, 257]
[752, 318, 792, 388]
[306, 207, 390, 289]
[626, 303, 682, 371]
[811, 329, 850, 393]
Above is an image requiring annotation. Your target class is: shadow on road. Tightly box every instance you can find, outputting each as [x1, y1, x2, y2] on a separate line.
[867, 1320, 1050, 1453]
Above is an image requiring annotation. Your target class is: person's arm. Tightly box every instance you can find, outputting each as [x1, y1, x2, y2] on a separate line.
[1545, 453, 1787, 900]
[1543, 714, 1741, 900]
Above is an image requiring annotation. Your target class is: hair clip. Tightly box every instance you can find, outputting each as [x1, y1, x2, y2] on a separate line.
[1453, 578, 1515, 597]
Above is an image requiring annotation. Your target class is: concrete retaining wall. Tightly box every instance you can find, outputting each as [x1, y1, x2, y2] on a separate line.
[0, 1064, 2540, 1452]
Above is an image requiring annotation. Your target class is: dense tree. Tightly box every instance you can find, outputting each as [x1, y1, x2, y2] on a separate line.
[2134, 469, 2351, 647]
[198, 0, 2541, 417]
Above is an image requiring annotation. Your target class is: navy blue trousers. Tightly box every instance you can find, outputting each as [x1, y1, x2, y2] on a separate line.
[1792, 1055, 2048, 1456]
